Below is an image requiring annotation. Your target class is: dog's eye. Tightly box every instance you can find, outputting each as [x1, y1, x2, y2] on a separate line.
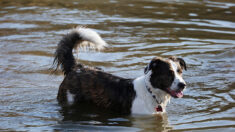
[177, 69, 182, 74]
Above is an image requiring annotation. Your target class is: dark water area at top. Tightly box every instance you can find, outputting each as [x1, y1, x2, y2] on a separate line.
[0, 0, 235, 131]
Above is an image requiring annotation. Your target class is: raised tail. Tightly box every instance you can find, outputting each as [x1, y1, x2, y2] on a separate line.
[53, 27, 107, 75]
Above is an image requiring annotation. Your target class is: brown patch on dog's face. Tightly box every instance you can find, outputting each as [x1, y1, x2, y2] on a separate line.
[145, 57, 175, 91]
[168, 56, 187, 71]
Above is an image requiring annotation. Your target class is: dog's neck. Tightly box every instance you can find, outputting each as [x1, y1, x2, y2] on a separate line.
[144, 76, 161, 105]
[132, 72, 171, 114]
[144, 71, 171, 112]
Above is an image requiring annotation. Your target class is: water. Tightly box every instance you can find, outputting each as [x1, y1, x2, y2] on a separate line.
[0, 0, 235, 131]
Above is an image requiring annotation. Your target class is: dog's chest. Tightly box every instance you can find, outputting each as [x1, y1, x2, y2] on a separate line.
[131, 95, 153, 114]
[131, 76, 156, 114]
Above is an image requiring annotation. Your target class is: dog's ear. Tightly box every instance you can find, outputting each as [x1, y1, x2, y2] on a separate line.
[169, 56, 187, 71]
[177, 58, 187, 71]
[144, 57, 164, 74]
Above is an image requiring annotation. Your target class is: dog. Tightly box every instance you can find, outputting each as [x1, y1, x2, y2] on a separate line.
[53, 27, 187, 115]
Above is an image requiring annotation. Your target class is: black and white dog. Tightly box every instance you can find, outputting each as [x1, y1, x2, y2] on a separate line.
[53, 27, 187, 115]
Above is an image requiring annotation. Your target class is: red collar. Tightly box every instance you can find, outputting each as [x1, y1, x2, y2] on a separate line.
[156, 105, 163, 112]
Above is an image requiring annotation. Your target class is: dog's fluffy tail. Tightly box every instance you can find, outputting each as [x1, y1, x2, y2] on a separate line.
[53, 27, 108, 75]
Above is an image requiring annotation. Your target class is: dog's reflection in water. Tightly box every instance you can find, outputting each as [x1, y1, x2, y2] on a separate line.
[131, 113, 172, 132]
[58, 103, 172, 132]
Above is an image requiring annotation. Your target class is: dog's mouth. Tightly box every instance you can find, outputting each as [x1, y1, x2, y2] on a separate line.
[166, 88, 183, 98]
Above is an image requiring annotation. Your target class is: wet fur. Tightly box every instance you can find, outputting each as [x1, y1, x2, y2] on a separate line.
[53, 28, 135, 114]
[57, 65, 135, 114]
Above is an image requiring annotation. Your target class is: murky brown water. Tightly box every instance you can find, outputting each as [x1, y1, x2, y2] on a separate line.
[0, 0, 235, 131]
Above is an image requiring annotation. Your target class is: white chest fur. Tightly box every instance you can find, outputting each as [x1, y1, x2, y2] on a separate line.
[131, 75, 171, 115]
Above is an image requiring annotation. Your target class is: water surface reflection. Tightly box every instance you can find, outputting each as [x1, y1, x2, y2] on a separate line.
[0, 0, 235, 131]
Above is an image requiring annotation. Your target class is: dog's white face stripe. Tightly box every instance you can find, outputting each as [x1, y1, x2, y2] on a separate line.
[169, 60, 185, 91]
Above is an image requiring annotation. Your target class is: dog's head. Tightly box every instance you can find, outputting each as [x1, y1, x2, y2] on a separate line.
[144, 56, 187, 98]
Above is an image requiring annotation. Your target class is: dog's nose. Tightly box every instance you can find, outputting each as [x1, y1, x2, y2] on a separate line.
[178, 82, 186, 90]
